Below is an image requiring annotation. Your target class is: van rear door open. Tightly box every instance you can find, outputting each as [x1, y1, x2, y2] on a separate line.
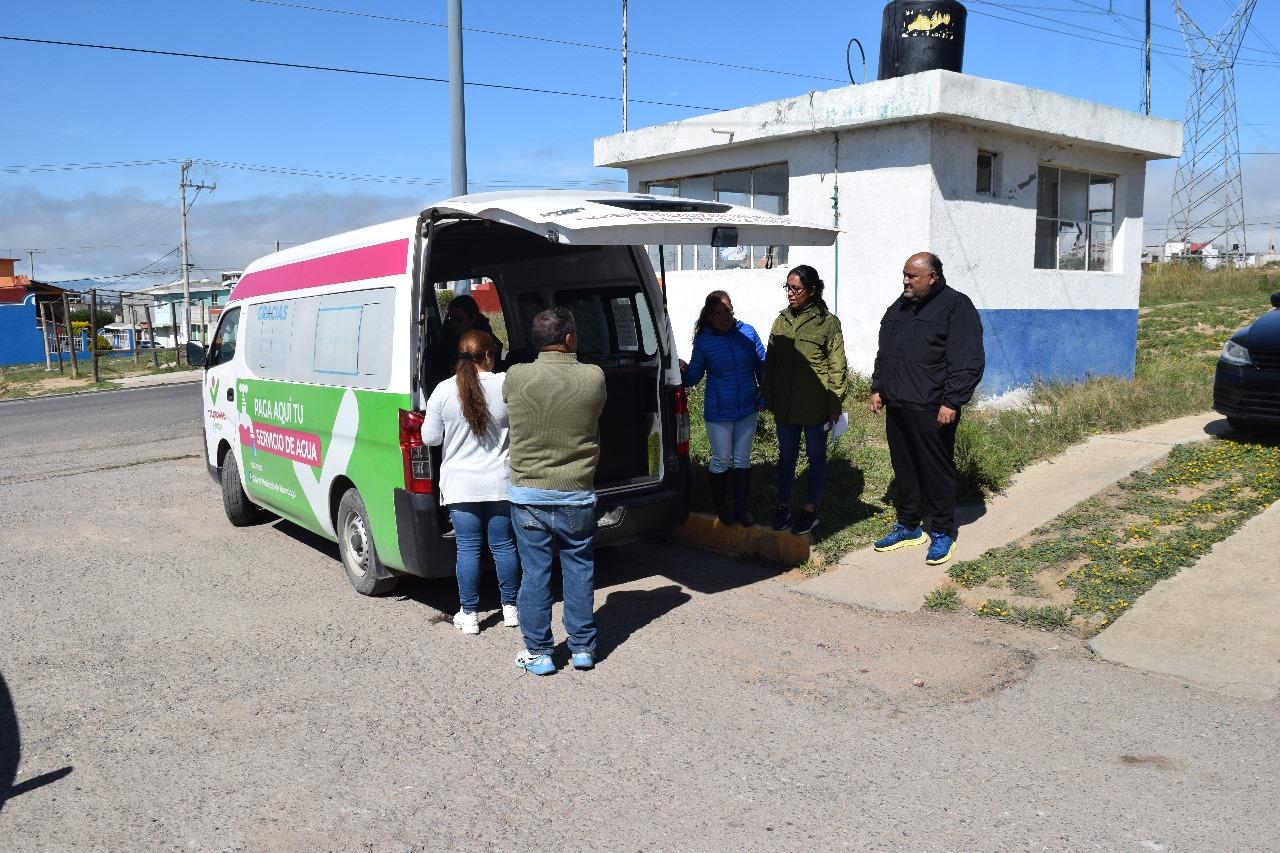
[414, 191, 837, 543]
[423, 191, 837, 250]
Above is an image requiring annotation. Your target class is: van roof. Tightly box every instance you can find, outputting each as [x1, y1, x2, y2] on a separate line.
[232, 190, 837, 302]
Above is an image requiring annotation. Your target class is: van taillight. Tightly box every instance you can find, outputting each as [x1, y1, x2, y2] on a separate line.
[673, 386, 690, 456]
[399, 409, 434, 494]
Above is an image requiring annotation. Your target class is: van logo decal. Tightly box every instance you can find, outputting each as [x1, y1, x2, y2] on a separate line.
[542, 207, 584, 217]
[208, 377, 220, 405]
[237, 422, 323, 467]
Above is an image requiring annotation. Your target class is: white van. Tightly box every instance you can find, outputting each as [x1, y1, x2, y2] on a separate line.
[190, 191, 836, 595]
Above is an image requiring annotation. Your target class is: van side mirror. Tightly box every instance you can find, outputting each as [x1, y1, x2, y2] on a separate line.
[186, 342, 207, 367]
[1271, 291, 1280, 309]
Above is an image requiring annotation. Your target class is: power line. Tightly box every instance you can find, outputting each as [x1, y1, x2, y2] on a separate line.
[0, 158, 181, 174]
[246, 0, 846, 84]
[0, 34, 727, 111]
[0, 156, 625, 188]
[965, 0, 1280, 67]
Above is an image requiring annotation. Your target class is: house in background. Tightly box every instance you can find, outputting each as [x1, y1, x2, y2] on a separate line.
[140, 275, 235, 347]
[595, 69, 1182, 395]
[0, 258, 71, 367]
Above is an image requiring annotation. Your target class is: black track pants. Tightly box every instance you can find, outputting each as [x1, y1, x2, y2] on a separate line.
[885, 405, 959, 538]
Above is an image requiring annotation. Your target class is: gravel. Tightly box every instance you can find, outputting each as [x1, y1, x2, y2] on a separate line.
[1, 386, 1277, 850]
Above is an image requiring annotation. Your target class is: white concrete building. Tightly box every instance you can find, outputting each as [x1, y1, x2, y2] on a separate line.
[595, 70, 1182, 394]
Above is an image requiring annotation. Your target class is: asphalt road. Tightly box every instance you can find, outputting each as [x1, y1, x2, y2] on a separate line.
[1, 386, 1278, 851]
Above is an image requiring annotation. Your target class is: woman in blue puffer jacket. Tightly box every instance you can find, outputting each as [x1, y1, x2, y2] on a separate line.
[680, 290, 767, 526]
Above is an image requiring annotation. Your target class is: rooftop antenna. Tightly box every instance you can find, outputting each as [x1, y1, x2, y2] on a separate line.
[1167, 0, 1257, 260]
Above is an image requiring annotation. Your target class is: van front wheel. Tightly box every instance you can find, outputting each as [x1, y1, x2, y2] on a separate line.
[336, 488, 399, 596]
[221, 454, 269, 527]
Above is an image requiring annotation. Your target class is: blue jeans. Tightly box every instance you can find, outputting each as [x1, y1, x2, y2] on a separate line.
[776, 422, 829, 507]
[511, 502, 597, 656]
[449, 501, 519, 614]
[705, 413, 757, 473]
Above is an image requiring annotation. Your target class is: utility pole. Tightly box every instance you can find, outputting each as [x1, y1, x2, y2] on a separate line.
[61, 292, 79, 378]
[26, 249, 42, 281]
[448, 0, 468, 198]
[89, 288, 100, 384]
[1144, 0, 1152, 115]
[38, 300, 52, 370]
[622, 0, 629, 131]
[179, 159, 216, 348]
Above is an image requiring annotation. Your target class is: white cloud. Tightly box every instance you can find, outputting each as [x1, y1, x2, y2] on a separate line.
[0, 186, 422, 286]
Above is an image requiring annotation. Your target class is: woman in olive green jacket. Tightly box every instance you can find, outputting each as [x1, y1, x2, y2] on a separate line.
[761, 265, 848, 535]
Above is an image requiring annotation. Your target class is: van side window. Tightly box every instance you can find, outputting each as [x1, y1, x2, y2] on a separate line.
[244, 287, 395, 389]
[314, 305, 364, 376]
[208, 307, 241, 368]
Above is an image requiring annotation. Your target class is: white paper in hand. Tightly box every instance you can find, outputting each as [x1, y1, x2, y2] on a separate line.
[831, 412, 849, 438]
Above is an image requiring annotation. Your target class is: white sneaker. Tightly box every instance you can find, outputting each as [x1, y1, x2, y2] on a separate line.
[453, 609, 480, 635]
[502, 604, 520, 628]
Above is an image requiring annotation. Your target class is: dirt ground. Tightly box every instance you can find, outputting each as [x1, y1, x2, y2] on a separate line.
[2, 386, 1278, 851]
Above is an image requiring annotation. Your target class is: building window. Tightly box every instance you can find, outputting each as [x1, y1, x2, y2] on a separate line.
[643, 163, 789, 273]
[1035, 165, 1115, 271]
[976, 151, 996, 195]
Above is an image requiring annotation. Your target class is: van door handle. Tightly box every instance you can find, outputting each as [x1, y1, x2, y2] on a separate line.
[227, 387, 235, 402]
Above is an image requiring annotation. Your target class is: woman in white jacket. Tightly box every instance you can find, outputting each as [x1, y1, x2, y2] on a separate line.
[422, 329, 520, 635]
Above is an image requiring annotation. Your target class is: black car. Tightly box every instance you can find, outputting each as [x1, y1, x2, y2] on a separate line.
[1213, 290, 1280, 432]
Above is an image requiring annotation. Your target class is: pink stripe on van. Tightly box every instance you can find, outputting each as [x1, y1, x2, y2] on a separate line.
[230, 238, 410, 302]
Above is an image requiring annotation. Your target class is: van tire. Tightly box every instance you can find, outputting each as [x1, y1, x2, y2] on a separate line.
[336, 488, 399, 596]
[221, 454, 269, 527]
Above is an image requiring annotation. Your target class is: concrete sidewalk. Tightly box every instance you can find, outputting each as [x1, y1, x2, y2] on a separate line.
[1088, 500, 1280, 701]
[794, 411, 1225, 613]
[113, 369, 203, 389]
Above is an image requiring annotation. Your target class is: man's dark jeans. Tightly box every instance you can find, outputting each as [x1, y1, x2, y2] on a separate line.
[511, 502, 597, 656]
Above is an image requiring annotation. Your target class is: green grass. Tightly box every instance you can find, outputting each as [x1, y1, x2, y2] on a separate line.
[950, 437, 1280, 634]
[974, 599, 1073, 632]
[687, 267, 1278, 567]
[923, 585, 960, 612]
[0, 351, 185, 399]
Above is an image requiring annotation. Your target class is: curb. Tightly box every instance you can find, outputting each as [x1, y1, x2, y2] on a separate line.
[0, 377, 200, 405]
[674, 512, 811, 565]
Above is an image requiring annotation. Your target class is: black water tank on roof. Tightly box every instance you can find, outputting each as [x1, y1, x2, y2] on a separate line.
[877, 0, 967, 81]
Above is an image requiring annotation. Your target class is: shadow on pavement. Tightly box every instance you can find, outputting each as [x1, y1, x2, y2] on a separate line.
[0, 672, 73, 813]
[585, 584, 692, 663]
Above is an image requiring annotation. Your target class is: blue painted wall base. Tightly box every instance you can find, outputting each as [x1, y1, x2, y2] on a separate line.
[978, 308, 1138, 396]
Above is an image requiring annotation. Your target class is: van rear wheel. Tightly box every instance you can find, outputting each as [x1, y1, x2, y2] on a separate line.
[221, 453, 269, 527]
[336, 488, 399, 596]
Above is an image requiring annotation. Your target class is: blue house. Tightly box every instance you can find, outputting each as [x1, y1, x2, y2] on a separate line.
[0, 259, 71, 367]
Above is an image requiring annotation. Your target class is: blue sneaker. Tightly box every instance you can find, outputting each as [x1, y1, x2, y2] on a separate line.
[570, 651, 595, 671]
[515, 650, 556, 676]
[925, 533, 957, 566]
[873, 523, 926, 552]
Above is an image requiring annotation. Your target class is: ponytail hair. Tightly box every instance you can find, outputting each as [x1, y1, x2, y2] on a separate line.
[787, 264, 829, 315]
[454, 329, 503, 438]
[692, 290, 731, 344]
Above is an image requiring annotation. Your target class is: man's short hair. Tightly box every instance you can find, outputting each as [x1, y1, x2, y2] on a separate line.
[531, 307, 576, 350]
[921, 252, 945, 283]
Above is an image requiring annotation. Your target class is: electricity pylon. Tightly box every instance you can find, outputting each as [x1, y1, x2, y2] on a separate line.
[1167, 0, 1257, 260]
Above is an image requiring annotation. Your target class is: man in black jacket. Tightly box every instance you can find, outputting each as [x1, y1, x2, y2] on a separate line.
[869, 252, 984, 566]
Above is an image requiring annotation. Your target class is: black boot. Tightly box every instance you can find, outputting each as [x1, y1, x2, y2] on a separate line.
[732, 468, 754, 526]
[709, 471, 734, 525]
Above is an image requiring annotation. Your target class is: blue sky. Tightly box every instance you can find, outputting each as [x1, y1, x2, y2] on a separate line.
[2, 0, 1278, 284]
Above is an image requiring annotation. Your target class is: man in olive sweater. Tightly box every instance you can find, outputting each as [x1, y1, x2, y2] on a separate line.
[504, 307, 607, 675]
